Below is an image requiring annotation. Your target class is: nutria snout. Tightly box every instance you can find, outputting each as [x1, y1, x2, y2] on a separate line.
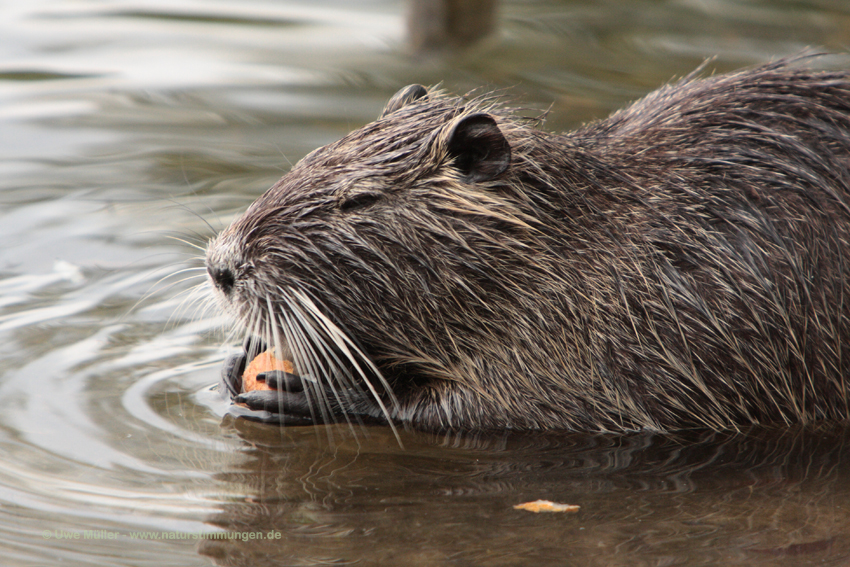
[206, 57, 850, 433]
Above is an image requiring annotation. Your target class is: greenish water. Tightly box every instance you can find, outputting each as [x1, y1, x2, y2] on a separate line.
[1, 1, 850, 565]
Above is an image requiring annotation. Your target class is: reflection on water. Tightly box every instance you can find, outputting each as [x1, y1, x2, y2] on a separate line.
[0, 0, 850, 565]
[199, 424, 850, 566]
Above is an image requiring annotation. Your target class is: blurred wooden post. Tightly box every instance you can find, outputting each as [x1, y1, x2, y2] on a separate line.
[407, 0, 498, 54]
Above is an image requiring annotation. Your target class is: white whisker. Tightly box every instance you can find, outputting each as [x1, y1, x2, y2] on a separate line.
[275, 295, 327, 425]
[290, 287, 403, 446]
[281, 291, 367, 436]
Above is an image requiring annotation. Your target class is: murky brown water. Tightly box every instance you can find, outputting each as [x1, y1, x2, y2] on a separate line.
[2, 1, 850, 565]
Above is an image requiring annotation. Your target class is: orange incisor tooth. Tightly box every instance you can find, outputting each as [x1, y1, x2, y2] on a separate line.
[242, 351, 295, 392]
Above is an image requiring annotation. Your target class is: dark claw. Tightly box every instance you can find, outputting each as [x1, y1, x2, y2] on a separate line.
[256, 370, 305, 392]
[236, 389, 286, 412]
[219, 351, 247, 399]
[236, 388, 316, 418]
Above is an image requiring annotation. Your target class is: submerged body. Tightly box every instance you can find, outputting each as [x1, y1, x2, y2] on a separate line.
[207, 59, 850, 432]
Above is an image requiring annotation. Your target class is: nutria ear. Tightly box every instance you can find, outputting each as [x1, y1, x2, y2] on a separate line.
[381, 84, 428, 117]
[446, 113, 511, 183]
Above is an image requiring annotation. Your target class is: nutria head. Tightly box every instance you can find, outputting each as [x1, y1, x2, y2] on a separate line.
[207, 59, 850, 432]
[206, 84, 562, 426]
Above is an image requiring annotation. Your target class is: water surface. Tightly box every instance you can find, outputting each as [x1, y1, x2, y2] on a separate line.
[2, 1, 850, 565]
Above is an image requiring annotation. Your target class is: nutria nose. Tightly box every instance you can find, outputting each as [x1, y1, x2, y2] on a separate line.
[208, 265, 235, 295]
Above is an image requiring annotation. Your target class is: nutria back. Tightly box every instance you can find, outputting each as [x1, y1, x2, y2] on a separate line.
[206, 58, 850, 432]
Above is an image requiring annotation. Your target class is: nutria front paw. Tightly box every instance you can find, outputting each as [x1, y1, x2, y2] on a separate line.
[232, 369, 323, 425]
[218, 337, 354, 426]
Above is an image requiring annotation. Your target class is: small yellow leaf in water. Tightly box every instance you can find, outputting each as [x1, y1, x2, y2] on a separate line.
[513, 500, 580, 513]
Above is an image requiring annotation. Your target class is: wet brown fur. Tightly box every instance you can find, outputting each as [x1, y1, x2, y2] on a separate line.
[207, 58, 850, 432]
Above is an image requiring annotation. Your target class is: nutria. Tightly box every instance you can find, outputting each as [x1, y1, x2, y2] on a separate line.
[206, 58, 850, 433]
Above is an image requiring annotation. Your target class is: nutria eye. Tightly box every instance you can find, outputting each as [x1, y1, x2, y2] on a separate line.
[339, 192, 382, 212]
